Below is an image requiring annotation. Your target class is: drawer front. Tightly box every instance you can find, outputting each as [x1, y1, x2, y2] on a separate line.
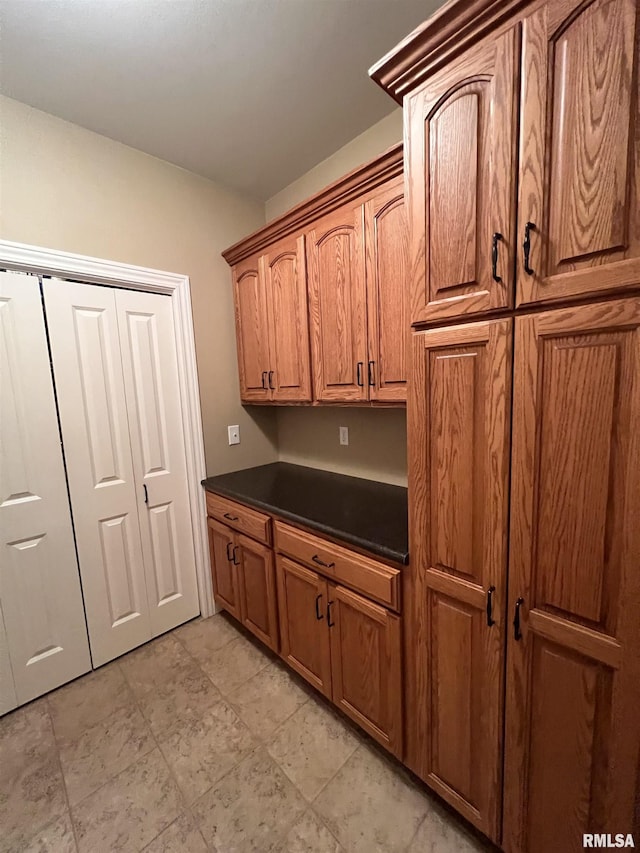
[274, 521, 400, 611]
[206, 493, 271, 545]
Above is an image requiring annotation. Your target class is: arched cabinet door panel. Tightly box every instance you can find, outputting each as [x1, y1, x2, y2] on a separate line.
[503, 299, 640, 853]
[405, 26, 519, 324]
[233, 254, 271, 402]
[517, 0, 640, 307]
[365, 178, 409, 403]
[264, 234, 312, 402]
[307, 202, 368, 402]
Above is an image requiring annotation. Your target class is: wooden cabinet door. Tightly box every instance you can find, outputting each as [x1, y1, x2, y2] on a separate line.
[236, 533, 279, 652]
[365, 177, 409, 402]
[208, 518, 241, 620]
[275, 555, 332, 698]
[307, 203, 368, 402]
[233, 253, 271, 401]
[405, 27, 518, 324]
[264, 234, 312, 402]
[516, 0, 640, 308]
[328, 583, 402, 758]
[406, 319, 512, 841]
[503, 299, 640, 853]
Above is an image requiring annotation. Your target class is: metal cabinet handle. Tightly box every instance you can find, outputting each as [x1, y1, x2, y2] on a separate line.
[226, 541, 233, 562]
[315, 594, 324, 621]
[223, 512, 239, 521]
[143, 484, 149, 505]
[492, 232, 503, 283]
[261, 371, 267, 389]
[486, 586, 496, 627]
[327, 600, 335, 627]
[368, 360, 375, 387]
[268, 370, 275, 390]
[513, 597, 524, 641]
[523, 222, 535, 275]
[232, 545, 240, 566]
[312, 554, 335, 569]
[356, 361, 364, 387]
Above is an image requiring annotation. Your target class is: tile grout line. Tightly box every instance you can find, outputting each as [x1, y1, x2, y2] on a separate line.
[43, 695, 82, 853]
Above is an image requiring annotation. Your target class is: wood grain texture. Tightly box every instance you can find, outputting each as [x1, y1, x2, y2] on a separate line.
[205, 493, 272, 546]
[406, 319, 512, 842]
[263, 233, 312, 402]
[274, 520, 400, 611]
[207, 518, 241, 620]
[503, 298, 640, 853]
[406, 26, 518, 324]
[232, 254, 271, 402]
[517, 0, 640, 307]
[329, 583, 403, 757]
[275, 555, 332, 698]
[223, 144, 403, 266]
[307, 202, 369, 402]
[236, 533, 279, 652]
[364, 177, 409, 403]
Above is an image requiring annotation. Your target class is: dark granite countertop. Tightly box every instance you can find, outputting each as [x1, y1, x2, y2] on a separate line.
[202, 462, 408, 565]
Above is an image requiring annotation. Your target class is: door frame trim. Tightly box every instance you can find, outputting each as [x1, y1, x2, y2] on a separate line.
[0, 239, 214, 618]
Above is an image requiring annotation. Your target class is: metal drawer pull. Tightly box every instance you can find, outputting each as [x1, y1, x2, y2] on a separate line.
[327, 600, 335, 627]
[268, 370, 275, 390]
[223, 512, 239, 521]
[226, 542, 233, 562]
[492, 232, 503, 282]
[523, 222, 535, 275]
[312, 554, 335, 569]
[486, 586, 496, 627]
[356, 361, 364, 387]
[315, 594, 324, 620]
[232, 545, 240, 566]
[261, 371, 267, 389]
[513, 597, 524, 641]
[368, 360, 375, 386]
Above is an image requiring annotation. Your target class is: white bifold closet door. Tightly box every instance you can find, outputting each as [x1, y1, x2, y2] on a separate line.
[43, 279, 199, 667]
[0, 272, 91, 711]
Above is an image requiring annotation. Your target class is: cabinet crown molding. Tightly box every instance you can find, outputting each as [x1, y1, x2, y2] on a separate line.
[222, 143, 403, 267]
[369, 0, 529, 103]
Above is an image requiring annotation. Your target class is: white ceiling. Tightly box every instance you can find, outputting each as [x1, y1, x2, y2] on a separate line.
[0, 0, 441, 200]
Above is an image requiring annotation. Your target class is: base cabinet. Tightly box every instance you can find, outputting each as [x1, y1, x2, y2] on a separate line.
[208, 519, 278, 651]
[276, 556, 333, 698]
[276, 554, 403, 757]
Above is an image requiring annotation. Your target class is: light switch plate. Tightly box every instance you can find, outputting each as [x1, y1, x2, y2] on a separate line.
[228, 424, 240, 445]
[339, 426, 349, 446]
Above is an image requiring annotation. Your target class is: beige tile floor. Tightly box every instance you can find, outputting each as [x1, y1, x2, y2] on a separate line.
[0, 614, 494, 853]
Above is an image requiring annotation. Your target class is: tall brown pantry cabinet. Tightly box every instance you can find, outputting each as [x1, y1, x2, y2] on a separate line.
[371, 0, 640, 851]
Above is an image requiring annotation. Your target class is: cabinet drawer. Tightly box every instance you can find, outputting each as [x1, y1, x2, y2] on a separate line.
[274, 521, 400, 611]
[205, 493, 271, 545]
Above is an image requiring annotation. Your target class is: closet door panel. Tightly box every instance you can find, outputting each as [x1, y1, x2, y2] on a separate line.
[116, 289, 199, 636]
[43, 279, 151, 666]
[0, 272, 90, 704]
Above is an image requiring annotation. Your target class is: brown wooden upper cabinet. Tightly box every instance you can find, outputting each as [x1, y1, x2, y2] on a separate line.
[307, 183, 409, 403]
[224, 144, 408, 405]
[233, 235, 311, 403]
[307, 201, 368, 402]
[401, 0, 639, 324]
[365, 177, 409, 402]
[517, 0, 640, 307]
[233, 253, 272, 402]
[405, 27, 519, 324]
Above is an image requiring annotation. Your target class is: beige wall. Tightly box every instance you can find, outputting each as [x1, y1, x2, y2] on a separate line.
[265, 109, 403, 221]
[0, 96, 277, 477]
[266, 108, 407, 486]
